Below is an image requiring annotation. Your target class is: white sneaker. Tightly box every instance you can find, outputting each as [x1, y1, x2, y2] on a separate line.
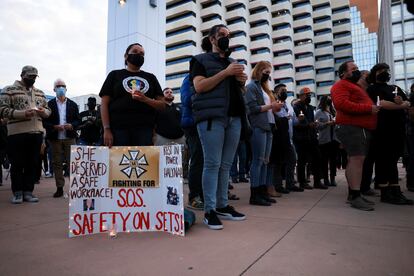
[11, 192, 23, 204]
[23, 192, 39, 203]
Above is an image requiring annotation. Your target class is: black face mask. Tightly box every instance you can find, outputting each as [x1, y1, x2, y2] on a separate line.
[279, 91, 288, 101]
[376, 71, 391, 83]
[305, 96, 311, 105]
[217, 36, 230, 52]
[127, 54, 144, 67]
[23, 78, 35, 88]
[261, 73, 270, 83]
[87, 103, 96, 110]
[348, 70, 361, 83]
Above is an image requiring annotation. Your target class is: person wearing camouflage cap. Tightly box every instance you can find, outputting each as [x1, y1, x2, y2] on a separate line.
[0, 65, 51, 204]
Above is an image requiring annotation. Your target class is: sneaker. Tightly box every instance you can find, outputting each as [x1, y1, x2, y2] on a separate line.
[231, 178, 239, 183]
[288, 185, 304, 192]
[187, 196, 204, 210]
[23, 192, 39, 203]
[300, 183, 313, 190]
[350, 196, 375, 211]
[228, 183, 234, 190]
[276, 186, 290, 194]
[45, 172, 53, 178]
[204, 210, 223, 230]
[361, 196, 375, 205]
[11, 192, 23, 204]
[362, 189, 379, 197]
[216, 205, 246, 221]
[238, 177, 249, 183]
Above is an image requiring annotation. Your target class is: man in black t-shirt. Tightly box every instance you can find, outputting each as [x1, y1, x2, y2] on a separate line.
[78, 97, 101, 145]
[154, 88, 185, 145]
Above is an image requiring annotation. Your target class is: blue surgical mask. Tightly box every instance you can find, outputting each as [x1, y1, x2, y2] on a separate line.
[55, 87, 66, 97]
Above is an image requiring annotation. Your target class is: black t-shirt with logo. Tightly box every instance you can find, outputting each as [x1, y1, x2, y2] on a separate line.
[79, 109, 101, 144]
[99, 69, 163, 129]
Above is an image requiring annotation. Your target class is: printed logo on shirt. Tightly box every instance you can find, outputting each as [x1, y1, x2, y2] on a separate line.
[122, 76, 150, 94]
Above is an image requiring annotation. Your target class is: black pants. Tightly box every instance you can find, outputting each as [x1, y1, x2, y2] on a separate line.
[407, 133, 414, 188]
[184, 127, 203, 201]
[374, 134, 403, 185]
[7, 133, 42, 193]
[319, 141, 339, 181]
[294, 140, 322, 185]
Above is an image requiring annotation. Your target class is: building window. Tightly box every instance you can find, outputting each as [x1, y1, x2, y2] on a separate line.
[296, 79, 314, 86]
[202, 14, 222, 23]
[332, 6, 349, 14]
[393, 42, 404, 59]
[273, 23, 291, 31]
[334, 44, 352, 51]
[315, 41, 332, 48]
[313, 3, 330, 11]
[172, 87, 180, 94]
[334, 56, 352, 64]
[316, 67, 334, 74]
[296, 66, 314, 72]
[392, 23, 403, 40]
[294, 25, 312, 33]
[230, 45, 247, 52]
[251, 34, 270, 41]
[293, 1, 310, 9]
[333, 31, 351, 39]
[315, 54, 333, 61]
[317, 80, 334, 87]
[272, 9, 290, 17]
[314, 28, 331, 36]
[166, 11, 196, 24]
[201, 0, 221, 9]
[395, 61, 405, 78]
[293, 13, 311, 21]
[166, 41, 195, 51]
[333, 18, 350, 26]
[314, 16, 331, 24]
[274, 50, 292, 57]
[166, 56, 192, 66]
[274, 64, 293, 70]
[166, 72, 188, 80]
[226, 3, 245, 12]
[295, 52, 313, 59]
[407, 59, 414, 78]
[272, 0, 289, 4]
[405, 40, 414, 57]
[250, 20, 269, 28]
[275, 77, 294, 84]
[231, 31, 247, 38]
[250, 6, 268, 15]
[166, 26, 195, 37]
[227, 17, 246, 25]
[274, 36, 292, 44]
[166, 0, 195, 10]
[294, 39, 312, 46]
[251, 48, 271, 55]
[391, 4, 401, 22]
[405, 20, 414, 38]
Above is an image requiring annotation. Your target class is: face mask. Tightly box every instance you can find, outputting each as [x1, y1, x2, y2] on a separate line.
[376, 71, 391, 83]
[217, 36, 230, 52]
[127, 54, 144, 67]
[305, 96, 311, 104]
[87, 103, 96, 110]
[261, 73, 270, 83]
[55, 87, 66, 97]
[23, 78, 35, 88]
[348, 70, 361, 83]
[279, 91, 288, 101]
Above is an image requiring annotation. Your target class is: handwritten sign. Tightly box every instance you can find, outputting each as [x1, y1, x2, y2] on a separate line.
[69, 145, 184, 238]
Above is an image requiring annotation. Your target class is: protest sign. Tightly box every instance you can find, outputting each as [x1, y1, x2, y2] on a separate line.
[68, 145, 184, 238]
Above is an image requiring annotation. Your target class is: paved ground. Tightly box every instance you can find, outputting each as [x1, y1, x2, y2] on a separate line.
[0, 168, 413, 276]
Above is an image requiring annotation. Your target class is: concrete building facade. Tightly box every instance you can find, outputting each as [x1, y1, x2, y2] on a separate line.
[165, 0, 353, 98]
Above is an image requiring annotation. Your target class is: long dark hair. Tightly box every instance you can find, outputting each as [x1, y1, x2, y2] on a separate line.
[368, 63, 390, 84]
[319, 95, 336, 116]
[124, 43, 142, 65]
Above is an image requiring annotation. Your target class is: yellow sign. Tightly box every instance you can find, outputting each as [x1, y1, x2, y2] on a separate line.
[109, 146, 160, 188]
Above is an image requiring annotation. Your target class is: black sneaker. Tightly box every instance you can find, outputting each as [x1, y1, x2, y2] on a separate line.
[239, 177, 249, 183]
[300, 183, 313, 190]
[289, 185, 304, 192]
[216, 205, 246, 221]
[204, 210, 223, 230]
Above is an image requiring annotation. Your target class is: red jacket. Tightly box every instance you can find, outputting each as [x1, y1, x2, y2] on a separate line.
[331, 79, 377, 130]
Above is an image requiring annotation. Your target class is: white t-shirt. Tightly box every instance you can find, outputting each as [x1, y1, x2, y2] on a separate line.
[262, 89, 275, 124]
[56, 98, 68, 139]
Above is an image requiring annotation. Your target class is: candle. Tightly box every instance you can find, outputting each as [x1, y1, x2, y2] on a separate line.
[109, 223, 117, 238]
[393, 87, 398, 97]
[377, 96, 380, 106]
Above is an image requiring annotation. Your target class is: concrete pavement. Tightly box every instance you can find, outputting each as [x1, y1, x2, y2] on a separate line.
[0, 168, 413, 276]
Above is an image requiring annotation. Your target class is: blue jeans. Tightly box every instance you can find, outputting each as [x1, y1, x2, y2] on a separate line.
[250, 127, 272, 188]
[197, 117, 241, 212]
[230, 140, 247, 179]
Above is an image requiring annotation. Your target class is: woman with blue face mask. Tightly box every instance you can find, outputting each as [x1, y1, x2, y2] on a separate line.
[99, 43, 165, 147]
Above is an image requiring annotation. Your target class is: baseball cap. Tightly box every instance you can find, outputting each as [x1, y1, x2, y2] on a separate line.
[298, 87, 311, 95]
[21, 65, 38, 77]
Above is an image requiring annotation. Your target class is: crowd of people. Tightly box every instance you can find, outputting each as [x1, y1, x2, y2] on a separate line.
[0, 24, 413, 230]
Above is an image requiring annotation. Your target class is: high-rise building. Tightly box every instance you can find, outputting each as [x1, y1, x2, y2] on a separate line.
[165, 0, 353, 99]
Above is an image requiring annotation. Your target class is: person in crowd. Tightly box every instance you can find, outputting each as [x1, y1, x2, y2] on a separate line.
[78, 97, 101, 146]
[0, 66, 51, 203]
[44, 79, 80, 198]
[331, 61, 379, 211]
[366, 63, 412, 205]
[293, 87, 326, 190]
[0, 118, 8, 186]
[230, 141, 249, 183]
[407, 83, 414, 192]
[100, 43, 165, 147]
[359, 70, 378, 196]
[270, 84, 303, 193]
[245, 61, 283, 206]
[154, 87, 185, 145]
[190, 24, 247, 229]
[315, 95, 339, 187]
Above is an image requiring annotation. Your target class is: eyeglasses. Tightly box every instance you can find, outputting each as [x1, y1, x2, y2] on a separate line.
[55, 85, 66, 88]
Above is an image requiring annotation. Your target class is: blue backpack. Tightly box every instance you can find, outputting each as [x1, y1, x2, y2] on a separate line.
[180, 74, 195, 128]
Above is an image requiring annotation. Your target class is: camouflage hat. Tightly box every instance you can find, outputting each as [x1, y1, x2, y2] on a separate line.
[298, 87, 311, 95]
[21, 65, 38, 77]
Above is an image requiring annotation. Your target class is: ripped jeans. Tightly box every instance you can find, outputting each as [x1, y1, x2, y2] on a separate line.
[250, 127, 273, 188]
